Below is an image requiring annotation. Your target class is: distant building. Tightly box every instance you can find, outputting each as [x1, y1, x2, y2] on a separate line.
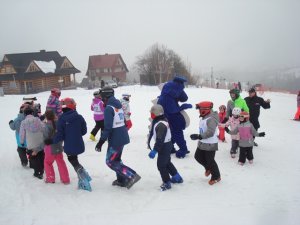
[86, 53, 128, 86]
[0, 50, 80, 94]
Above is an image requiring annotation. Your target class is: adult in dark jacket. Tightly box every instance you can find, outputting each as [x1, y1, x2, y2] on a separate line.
[244, 87, 270, 146]
[95, 87, 141, 189]
[50, 97, 92, 191]
[157, 75, 192, 158]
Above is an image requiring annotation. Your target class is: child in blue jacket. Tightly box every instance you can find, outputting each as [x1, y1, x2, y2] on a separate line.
[45, 97, 92, 191]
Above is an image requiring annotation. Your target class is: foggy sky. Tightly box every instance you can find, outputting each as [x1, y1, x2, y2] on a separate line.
[1, 0, 300, 80]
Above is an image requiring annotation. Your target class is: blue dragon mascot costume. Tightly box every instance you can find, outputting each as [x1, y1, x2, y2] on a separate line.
[157, 75, 192, 158]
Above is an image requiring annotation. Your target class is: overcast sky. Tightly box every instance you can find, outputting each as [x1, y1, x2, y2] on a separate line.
[1, 0, 300, 79]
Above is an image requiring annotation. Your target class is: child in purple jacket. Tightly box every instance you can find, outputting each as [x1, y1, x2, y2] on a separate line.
[90, 90, 105, 141]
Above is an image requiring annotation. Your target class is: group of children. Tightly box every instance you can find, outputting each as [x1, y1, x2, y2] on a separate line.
[9, 86, 266, 192]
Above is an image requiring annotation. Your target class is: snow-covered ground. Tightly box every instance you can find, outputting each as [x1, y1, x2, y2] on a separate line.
[1, 85, 299, 225]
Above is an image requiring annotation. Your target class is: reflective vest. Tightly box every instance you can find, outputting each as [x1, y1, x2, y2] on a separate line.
[152, 121, 171, 143]
[107, 105, 125, 128]
[199, 117, 218, 144]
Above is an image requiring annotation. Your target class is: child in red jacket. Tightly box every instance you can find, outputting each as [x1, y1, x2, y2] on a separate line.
[218, 105, 226, 142]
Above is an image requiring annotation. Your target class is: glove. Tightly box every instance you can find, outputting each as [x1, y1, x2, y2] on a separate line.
[148, 150, 157, 159]
[126, 120, 132, 130]
[39, 114, 45, 121]
[95, 139, 105, 152]
[179, 103, 193, 111]
[44, 138, 53, 145]
[225, 127, 230, 133]
[258, 132, 265, 137]
[9, 120, 13, 125]
[190, 134, 202, 140]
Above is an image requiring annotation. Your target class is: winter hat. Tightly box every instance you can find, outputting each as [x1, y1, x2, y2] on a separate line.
[150, 104, 164, 117]
[239, 111, 250, 121]
[232, 107, 242, 116]
[248, 87, 256, 93]
[229, 89, 240, 100]
[93, 90, 101, 98]
[51, 88, 61, 97]
[60, 97, 76, 110]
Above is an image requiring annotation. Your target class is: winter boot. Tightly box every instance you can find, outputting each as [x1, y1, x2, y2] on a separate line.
[77, 168, 92, 192]
[208, 177, 221, 185]
[248, 160, 253, 164]
[176, 149, 190, 158]
[89, 134, 96, 141]
[238, 162, 244, 166]
[112, 180, 127, 187]
[171, 173, 183, 183]
[126, 173, 141, 189]
[160, 181, 172, 191]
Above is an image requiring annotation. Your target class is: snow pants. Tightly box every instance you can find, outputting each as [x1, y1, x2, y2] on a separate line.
[106, 146, 136, 183]
[91, 120, 104, 137]
[218, 126, 225, 141]
[157, 142, 178, 183]
[230, 139, 239, 154]
[294, 107, 300, 120]
[239, 146, 254, 163]
[44, 146, 70, 183]
[194, 148, 220, 180]
[28, 150, 44, 176]
[17, 146, 28, 166]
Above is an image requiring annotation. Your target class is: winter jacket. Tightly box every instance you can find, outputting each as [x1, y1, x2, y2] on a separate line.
[91, 98, 104, 121]
[53, 110, 87, 155]
[297, 95, 300, 108]
[43, 121, 63, 155]
[244, 95, 270, 129]
[226, 96, 249, 118]
[46, 95, 62, 117]
[19, 115, 44, 151]
[228, 121, 259, 147]
[157, 81, 188, 114]
[149, 117, 172, 153]
[100, 96, 130, 147]
[120, 98, 131, 121]
[197, 111, 219, 151]
[225, 116, 240, 140]
[9, 113, 27, 147]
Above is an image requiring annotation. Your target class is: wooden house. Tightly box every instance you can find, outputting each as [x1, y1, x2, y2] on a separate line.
[86, 53, 128, 86]
[0, 50, 80, 94]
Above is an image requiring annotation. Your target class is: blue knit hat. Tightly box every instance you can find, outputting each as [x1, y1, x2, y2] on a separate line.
[173, 75, 187, 83]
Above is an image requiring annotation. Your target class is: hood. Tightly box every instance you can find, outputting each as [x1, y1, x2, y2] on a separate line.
[106, 96, 122, 109]
[161, 81, 184, 98]
[60, 110, 80, 123]
[17, 113, 25, 120]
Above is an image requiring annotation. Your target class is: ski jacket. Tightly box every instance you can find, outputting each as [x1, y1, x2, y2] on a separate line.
[100, 96, 130, 147]
[244, 95, 270, 124]
[53, 110, 87, 155]
[157, 81, 188, 114]
[225, 116, 240, 140]
[226, 96, 249, 118]
[9, 113, 27, 147]
[19, 115, 44, 151]
[218, 111, 226, 123]
[197, 111, 219, 151]
[228, 121, 259, 147]
[43, 121, 63, 155]
[46, 95, 62, 117]
[91, 98, 104, 121]
[120, 98, 131, 121]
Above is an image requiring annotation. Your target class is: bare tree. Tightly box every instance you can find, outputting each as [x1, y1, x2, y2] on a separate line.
[136, 43, 193, 85]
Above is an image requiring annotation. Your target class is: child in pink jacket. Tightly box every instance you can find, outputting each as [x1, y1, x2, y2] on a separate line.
[90, 90, 105, 141]
[225, 107, 241, 158]
[43, 110, 70, 184]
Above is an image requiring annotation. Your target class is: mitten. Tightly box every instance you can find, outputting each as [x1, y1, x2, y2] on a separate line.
[225, 127, 230, 133]
[44, 139, 53, 145]
[148, 149, 157, 159]
[190, 134, 202, 140]
[9, 120, 13, 125]
[95, 139, 105, 152]
[126, 120, 132, 130]
[180, 103, 193, 111]
[258, 132, 265, 137]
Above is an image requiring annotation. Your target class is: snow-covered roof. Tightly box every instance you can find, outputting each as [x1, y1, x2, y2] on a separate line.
[34, 60, 56, 73]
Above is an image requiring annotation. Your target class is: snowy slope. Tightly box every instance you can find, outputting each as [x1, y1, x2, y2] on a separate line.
[0, 86, 299, 225]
